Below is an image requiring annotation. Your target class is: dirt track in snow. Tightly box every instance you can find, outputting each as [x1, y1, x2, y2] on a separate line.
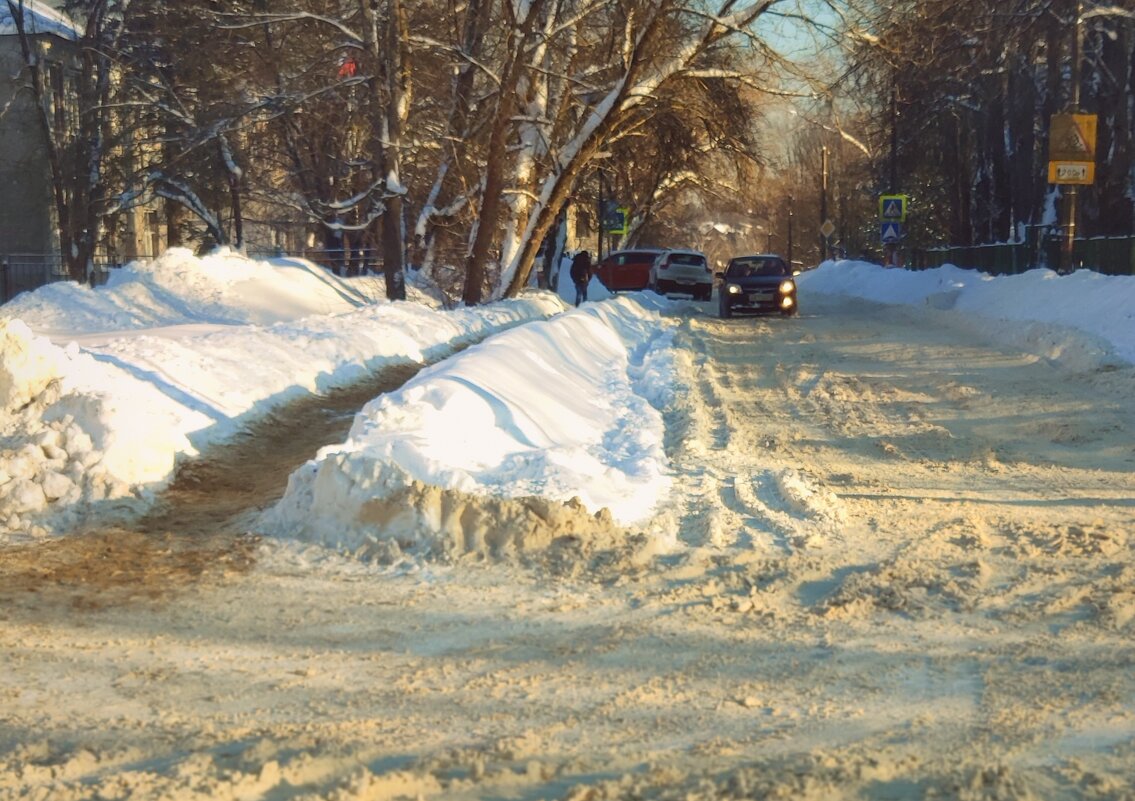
[3, 295, 1135, 800]
[0, 362, 425, 607]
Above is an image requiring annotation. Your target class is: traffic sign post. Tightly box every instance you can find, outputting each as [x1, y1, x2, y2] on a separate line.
[1048, 113, 1097, 186]
[820, 219, 835, 259]
[878, 195, 909, 267]
[1048, 112, 1097, 271]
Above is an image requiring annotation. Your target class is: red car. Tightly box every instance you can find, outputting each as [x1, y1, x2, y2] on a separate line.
[595, 248, 663, 292]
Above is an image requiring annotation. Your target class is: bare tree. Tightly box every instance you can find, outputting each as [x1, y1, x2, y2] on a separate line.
[840, 0, 1134, 249]
[501, 0, 784, 298]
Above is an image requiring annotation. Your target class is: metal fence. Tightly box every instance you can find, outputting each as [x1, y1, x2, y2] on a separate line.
[913, 233, 1135, 276]
[1, 255, 116, 304]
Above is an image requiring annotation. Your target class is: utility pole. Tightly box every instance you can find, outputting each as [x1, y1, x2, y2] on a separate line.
[787, 195, 794, 268]
[820, 145, 829, 260]
[889, 82, 899, 194]
[1061, 0, 1084, 272]
[597, 166, 604, 261]
[886, 79, 899, 267]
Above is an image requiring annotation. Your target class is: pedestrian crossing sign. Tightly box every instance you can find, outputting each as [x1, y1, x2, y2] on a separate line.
[603, 203, 629, 234]
[880, 222, 903, 243]
[879, 194, 908, 222]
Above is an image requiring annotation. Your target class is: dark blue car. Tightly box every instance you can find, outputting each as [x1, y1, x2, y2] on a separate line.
[716, 255, 798, 318]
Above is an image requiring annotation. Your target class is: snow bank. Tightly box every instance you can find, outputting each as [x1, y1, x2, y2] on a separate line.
[800, 260, 1135, 365]
[258, 294, 678, 561]
[0, 250, 566, 543]
[4, 248, 398, 335]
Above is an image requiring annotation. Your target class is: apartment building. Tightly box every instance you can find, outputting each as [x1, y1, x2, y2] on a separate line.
[0, 1, 76, 261]
[1, 1, 163, 300]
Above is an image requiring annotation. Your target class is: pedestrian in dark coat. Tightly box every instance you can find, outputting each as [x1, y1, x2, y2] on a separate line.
[570, 250, 592, 307]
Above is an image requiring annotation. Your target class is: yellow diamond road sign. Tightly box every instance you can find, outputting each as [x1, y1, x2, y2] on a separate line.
[820, 219, 835, 239]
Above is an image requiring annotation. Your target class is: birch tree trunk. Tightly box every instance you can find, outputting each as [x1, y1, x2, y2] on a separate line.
[462, 0, 547, 305]
[504, 0, 775, 297]
[496, 0, 559, 295]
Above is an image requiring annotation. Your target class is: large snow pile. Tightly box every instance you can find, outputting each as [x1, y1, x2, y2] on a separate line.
[5, 248, 396, 334]
[0, 249, 565, 543]
[258, 294, 679, 561]
[800, 260, 1135, 366]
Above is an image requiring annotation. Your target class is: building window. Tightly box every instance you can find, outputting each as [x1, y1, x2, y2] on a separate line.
[47, 61, 66, 135]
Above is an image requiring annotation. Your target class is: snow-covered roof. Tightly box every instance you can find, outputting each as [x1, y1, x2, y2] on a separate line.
[0, 0, 79, 41]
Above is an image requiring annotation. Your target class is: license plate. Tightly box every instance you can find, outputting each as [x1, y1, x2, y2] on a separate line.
[748, 292, 772, 302]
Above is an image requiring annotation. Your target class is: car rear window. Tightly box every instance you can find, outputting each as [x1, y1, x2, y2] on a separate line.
[607, 251, 659, 266]
[727, 258, 789, 277]
[617, 250, 662, 263]
[668, 253, 705, 266]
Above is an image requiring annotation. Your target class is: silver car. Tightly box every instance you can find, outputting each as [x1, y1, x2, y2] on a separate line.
[649, 249, 713, 300]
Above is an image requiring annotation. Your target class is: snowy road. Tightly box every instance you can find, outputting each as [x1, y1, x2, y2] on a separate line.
[3, 295, 1135, 799]
[663, 294, 1134, 567]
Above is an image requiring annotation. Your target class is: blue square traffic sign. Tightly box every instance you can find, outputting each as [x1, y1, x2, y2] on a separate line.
[879, 194, 908, 221]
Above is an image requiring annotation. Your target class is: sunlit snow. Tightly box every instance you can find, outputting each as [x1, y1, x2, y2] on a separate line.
[1, 248, 1131, 549]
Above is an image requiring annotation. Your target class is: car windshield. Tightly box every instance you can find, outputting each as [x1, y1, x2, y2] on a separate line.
[726, 258, 789, 278]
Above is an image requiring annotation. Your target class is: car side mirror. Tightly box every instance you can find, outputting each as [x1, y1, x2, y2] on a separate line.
[714, 271, 724, 279]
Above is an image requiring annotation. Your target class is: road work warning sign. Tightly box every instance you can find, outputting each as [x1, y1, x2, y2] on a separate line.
[1048, 113, 1096, 185]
